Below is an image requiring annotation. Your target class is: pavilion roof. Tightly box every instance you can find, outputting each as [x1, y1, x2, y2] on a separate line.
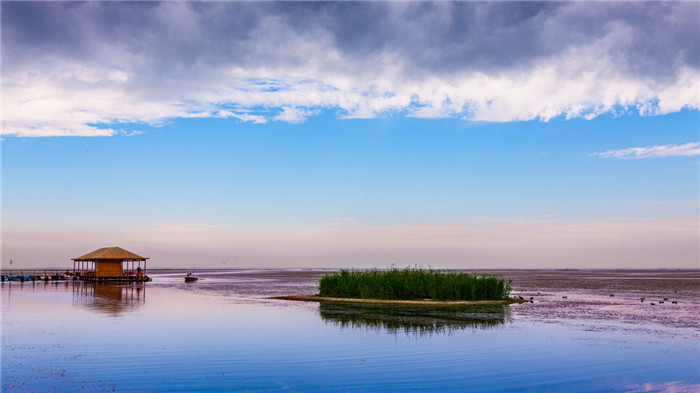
[72, 247, 148, 261]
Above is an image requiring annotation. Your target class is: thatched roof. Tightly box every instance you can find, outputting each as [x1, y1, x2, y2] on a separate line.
[73, 247, 148, 261]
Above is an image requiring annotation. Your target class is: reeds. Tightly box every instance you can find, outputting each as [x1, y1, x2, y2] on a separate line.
[318, 268, 511, 301]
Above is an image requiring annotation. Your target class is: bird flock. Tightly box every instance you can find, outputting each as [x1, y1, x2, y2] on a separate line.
[515, 293, 681, 305]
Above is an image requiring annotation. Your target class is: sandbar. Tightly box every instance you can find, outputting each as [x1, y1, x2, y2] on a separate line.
[272, 295, 527, 306]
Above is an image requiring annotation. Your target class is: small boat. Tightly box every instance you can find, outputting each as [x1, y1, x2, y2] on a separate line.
[184, 273, 198, 282]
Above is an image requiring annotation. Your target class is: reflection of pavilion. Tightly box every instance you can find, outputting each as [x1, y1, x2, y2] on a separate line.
[73, 283, 146, 316]
[319, 302, 510, 336]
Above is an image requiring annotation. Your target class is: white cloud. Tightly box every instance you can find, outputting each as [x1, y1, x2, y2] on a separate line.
[591, 142, 700, 159]
[273, 107, 319, 123]
[6, 53, 696, 137]
[2, 2, 698, 137]
[216, 110, 267, 124]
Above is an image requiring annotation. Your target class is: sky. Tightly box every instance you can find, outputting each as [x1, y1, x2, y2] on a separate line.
[2, 1, 698, 269]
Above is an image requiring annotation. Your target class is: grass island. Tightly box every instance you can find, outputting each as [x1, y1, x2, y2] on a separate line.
[274, 268, 526, 306]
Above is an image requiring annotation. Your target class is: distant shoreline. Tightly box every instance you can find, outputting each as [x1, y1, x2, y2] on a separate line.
[3, 268, 698, 272]
[272, 295, 528, 306]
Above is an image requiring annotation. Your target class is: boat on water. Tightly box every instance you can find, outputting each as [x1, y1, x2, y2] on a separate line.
[184, 273, 198, 282]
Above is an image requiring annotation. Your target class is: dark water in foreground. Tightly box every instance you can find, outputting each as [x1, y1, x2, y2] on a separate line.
[2, 269, 698, 392]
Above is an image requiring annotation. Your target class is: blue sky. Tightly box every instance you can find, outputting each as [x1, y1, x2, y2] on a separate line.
[2, 2, 698, 268]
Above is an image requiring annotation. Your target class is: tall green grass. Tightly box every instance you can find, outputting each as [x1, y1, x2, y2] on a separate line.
[318, 268, 512, 301]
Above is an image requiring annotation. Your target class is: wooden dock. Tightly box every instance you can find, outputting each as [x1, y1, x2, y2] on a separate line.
[0, 269, 151, 282]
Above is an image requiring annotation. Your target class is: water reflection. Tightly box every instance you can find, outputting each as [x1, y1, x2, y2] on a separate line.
[73, 283, 146, 316]
[319, 302, 511, 336]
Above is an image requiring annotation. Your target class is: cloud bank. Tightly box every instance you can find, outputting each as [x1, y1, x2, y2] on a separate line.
[591, 142, 700, 159]
[3, 2, 699, 136]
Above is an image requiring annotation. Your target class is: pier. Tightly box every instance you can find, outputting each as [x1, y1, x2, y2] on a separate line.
[2, 246, 152, 283]
[0, 268, 151, 282]
[1, 269, 73, 282]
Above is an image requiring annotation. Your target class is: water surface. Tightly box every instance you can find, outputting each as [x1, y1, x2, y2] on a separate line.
[2, 270, 698, 392]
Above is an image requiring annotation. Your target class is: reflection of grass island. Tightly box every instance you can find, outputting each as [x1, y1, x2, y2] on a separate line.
[319, 302, 511, 335]
[274, 268, 526, 305]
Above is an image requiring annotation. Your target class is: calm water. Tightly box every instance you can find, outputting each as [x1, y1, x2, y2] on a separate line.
[2, 270, 698, 392]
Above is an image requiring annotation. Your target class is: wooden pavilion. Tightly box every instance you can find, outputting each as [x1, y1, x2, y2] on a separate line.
[72, 247, 151, 282]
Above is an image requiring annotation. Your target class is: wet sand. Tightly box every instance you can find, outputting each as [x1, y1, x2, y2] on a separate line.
[499, 269, 700, 337]
[272, 294, 527, 306]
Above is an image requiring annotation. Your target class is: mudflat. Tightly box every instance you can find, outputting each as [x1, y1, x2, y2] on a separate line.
[149, 268, 699, 337]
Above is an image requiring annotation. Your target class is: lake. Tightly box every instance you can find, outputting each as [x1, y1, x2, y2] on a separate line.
[2, 269, 698, 392]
